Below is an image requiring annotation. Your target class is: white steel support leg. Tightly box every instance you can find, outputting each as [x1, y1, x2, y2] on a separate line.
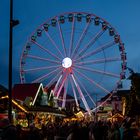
[56, 74, 67, 98]
[71, 74, 91, 115]
[62, 80, 68, 108]
[53, 74, 63, 96]
[70, 76, 79, 107]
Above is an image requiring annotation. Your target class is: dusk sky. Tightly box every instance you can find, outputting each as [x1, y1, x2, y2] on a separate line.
[0, 0, 140, 97]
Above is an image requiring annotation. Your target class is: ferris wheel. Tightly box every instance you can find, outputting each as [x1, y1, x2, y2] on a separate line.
[20, 12, 127, 114]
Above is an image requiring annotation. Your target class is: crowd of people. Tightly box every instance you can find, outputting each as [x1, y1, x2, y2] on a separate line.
[0, 118, 140, 140]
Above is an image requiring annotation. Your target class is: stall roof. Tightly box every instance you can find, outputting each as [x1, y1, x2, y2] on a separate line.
[12, 83, 43, 105]
[111, 113, 124, 118]
[27, 106, 66, 117]
[100, 90, 130, 102]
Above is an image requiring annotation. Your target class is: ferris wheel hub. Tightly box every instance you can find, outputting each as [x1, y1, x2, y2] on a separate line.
[62, 57, 72, 68]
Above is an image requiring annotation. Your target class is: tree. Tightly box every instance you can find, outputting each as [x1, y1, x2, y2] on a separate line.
[126, 72, 140, 116]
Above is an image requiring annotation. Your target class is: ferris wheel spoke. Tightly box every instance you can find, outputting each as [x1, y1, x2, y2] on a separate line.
[31, 67, 62, 83]
[73, 68, 110, 94]
[57, 18, 67, 57]
[71, 22, 90, 58]
[45, 71, 62, 89]
[68, 15, 75, 57]
[69, 75, 79, 107]
[32, 41, 61, 61]
[74, 73, 96, 106]
[27, 54, 61, 64]
[70, 74, 91, 115]
[24, 65, 61, 73]
[62, 78, 68, 108]
[74, 41, 115, 62]
[74, 65, 120, 78]
[44, 30, 64, 58]
[56, 73, 68, 98]
[74, 29, 105, 60]
[74, 57, 121, 65]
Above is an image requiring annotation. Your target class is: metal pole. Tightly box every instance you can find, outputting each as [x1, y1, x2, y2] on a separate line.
[8, 0, 13, 123]
[8, 0, 19, 123]
[95, 94, 97, 122]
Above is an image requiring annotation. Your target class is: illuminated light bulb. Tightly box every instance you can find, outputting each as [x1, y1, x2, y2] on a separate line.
[62, 57, 72, 68]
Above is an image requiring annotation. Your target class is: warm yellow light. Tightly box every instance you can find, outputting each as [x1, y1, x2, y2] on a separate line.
[75, 111, 84, 117]
[12, 100, 28, 113]
[0, 95, 28, 113]
[0, 95, 8, 100]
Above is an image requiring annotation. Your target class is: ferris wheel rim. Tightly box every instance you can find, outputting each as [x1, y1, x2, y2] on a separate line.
[20, 11, 127, 113]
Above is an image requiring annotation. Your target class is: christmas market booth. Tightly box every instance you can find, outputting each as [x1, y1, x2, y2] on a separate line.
[0, 83, 67, 128]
